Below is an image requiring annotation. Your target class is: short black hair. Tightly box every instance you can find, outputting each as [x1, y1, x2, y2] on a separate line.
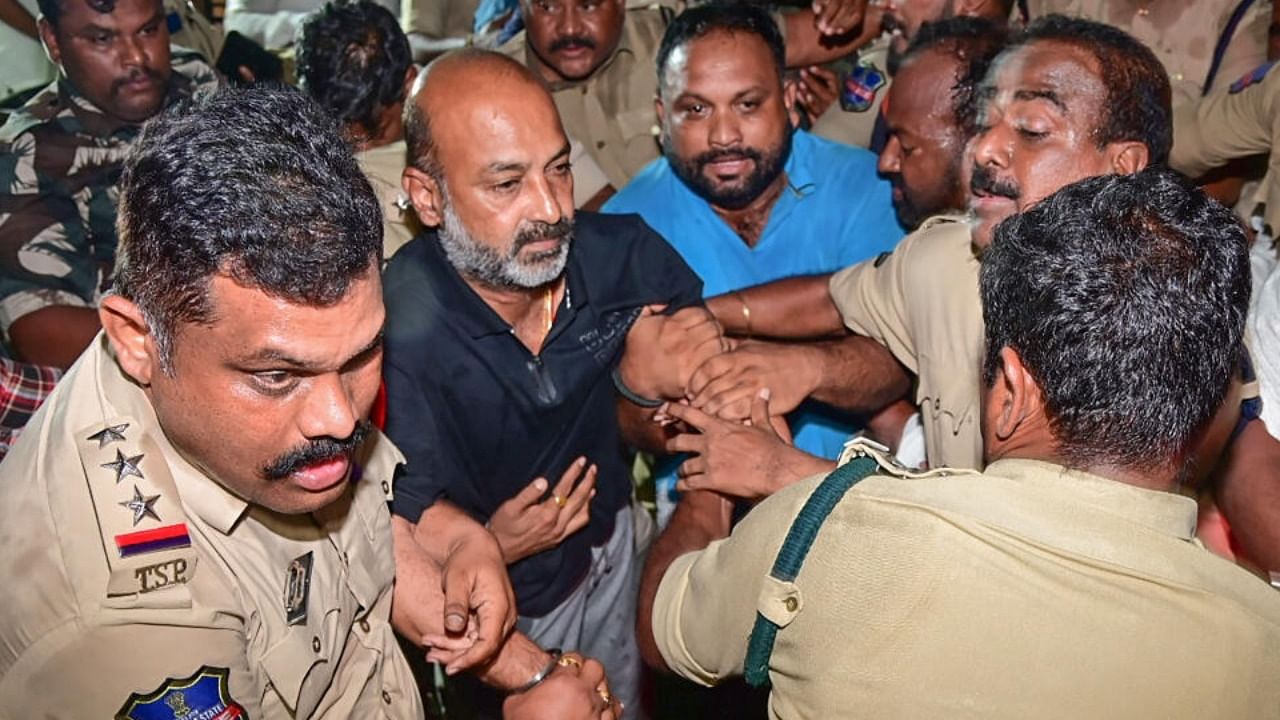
[1004, 14, 1172, 164]
[981, 167, 1250, 471]
[656, 2, 785, 90]
[38, 0, 133, 27]
[296, 0, 412, 138]
[897, 16, 1008, 136]
[114, 84, 381, 368]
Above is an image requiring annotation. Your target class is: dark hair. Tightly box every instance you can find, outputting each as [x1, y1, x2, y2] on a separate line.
[896, 16, 1008, 137]
[980, 167, 1250, 470]
[1004, 14, 1172, 164]
[38, 0, 123, 27]
[114, 84, 381, 368]
[656, 2, 785, 90]
[296, 0, 412, 138]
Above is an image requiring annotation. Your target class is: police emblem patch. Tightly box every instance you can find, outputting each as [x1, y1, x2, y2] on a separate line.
[1230, 61, 1276, 94]
[116, 666, 246, 720]
[840, 63, 887, 113]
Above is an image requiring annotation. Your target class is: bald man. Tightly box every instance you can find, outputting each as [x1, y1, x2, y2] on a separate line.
[382, 49, 725, 714]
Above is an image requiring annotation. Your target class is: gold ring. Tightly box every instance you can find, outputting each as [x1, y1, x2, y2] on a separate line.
[553, 494, 566, 508]
[556, 654, 581, 668]
[597, 687, 612, 705]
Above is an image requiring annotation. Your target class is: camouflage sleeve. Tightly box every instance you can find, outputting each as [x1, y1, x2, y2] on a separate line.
[0, 130, 101, 335]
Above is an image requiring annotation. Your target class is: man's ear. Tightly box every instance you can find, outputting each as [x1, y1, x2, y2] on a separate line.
[402, 65, 419, 97]
[1107, 141, 1150, 175]
[992, 346, 1043, 441]
[38, 17, 61, 66]
[99, 295, 159, 386]
[402, 166, 445, 227]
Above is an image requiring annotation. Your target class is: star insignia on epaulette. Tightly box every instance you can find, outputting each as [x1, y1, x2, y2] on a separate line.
[87, 423, 130, 448]
[102, 449, 145, 484]
[119, 485, 161, 526]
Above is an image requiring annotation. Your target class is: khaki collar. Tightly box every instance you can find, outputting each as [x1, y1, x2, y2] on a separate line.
[92, 335, 252, 534]
[984, 458, 1198, 541]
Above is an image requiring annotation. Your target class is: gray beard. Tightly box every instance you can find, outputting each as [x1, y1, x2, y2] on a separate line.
[436, 195, 570, 290]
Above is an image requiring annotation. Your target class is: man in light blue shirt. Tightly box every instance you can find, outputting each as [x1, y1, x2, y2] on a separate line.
[603, 2, 904, 520]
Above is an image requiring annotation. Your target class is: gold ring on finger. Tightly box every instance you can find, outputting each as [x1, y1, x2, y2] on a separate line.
[556, 654, 581, 668]
[597, 688, 612, 705]
[553, 494, 566, 508]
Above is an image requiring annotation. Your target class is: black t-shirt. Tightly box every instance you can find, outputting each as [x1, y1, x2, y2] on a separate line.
[382, 211, 703, 616]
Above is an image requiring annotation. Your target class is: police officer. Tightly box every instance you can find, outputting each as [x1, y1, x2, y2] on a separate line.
[0, 84, 618, 720]
[0, 0, 217, 370]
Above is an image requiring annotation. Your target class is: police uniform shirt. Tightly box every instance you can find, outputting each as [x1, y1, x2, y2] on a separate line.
[0, 52, 218, 342]
[827, 215, 984, 470]
[810, 33, 891, 150]
[1025, 0, 1269, 107]
[0, 336, 423, 719]
[652, 450, 1280, 719]
[1172, 59, 1280, 236]
[356, 139, 420, 262]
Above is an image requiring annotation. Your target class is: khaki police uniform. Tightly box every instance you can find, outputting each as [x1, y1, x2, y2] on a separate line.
[166, 0, 225, 65]
[500, 0, 672, 196]
[402, 0, 479, 41]
[357, 139, 421, 261]
[1025, 0, 1270, 108]
[810, 33, 891, 149]
[827, 215, 984, 470]
[1172, 60, 1280, 235]
[0, 336, 423, 719]
[652, 440, 1280, 719]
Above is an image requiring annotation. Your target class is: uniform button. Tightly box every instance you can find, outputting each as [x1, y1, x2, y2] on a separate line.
[580, 86, 588, 95]
[1137, 6, 1149, 16]
[382, 690, 393, 704]
[649, 124, 660, 137]
[381, 480, 390, 494]
[312, 636, 321, 653]
[360, 619, 371, 633]
[1172, 72, 1184, 83]
[783, 596, 798, 612]
[595, 140, 605, 150]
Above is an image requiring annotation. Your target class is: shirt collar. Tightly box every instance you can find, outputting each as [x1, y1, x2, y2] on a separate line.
[93, 335, 252, 534]
[984, 457, 1198, 541]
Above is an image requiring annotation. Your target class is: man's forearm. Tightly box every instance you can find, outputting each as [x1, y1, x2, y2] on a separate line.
[412, 499, 485, 563]
[783, 10, 873, 67]
[1214, 419, 1280, 572]
[803, 334, 912, 414]
[476, 631, 553, 691]
[637, 490, 732, 671]
[9, 305, 101, 370]
[706, 274, 844, 339]
[617, 394, 669, 454]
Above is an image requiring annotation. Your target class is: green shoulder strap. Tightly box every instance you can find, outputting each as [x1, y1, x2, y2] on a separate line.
[743, 456, 879, 687]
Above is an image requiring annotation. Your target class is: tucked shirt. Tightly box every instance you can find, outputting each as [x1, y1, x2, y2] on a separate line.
[0, 52, 218, 338]
[382, 211, 703, 616]
[605, 129, 904, 476]
[828, 215, 982, 470]
[653, 455, 1280, 720]
[0, 335, 421, 719]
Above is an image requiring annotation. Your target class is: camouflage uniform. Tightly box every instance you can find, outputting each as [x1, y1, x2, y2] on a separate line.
[0, 52, 217, 341]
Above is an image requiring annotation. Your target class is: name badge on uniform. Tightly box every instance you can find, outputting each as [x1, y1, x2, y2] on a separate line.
[284, 551, 314, 626]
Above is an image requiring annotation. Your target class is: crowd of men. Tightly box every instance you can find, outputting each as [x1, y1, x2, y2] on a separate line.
[0, 0, 1278, 718]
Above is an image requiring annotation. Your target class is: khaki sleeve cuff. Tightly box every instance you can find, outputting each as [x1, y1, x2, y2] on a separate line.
[651, 550, 720, 686]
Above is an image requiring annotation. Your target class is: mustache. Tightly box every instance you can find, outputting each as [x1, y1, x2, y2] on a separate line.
[111, 68, 163, 96]
[970, 164, 1020, 201]
[549, 35, 596, 53]
[513, 218, 574, 252]
[694, 146, 764, 172]
[261, 421, 372, 480]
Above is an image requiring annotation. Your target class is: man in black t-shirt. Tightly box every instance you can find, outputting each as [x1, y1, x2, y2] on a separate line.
[383, 49, 725, 714]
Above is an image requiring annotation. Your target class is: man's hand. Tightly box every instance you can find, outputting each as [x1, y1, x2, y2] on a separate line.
[488, 458, 598, 564]
[663, 390, 834, 501]
[811, 0, 866, 36]
[688, 341, 821, 421]
[618, 305, 730, 400]
[787, 65, 840, 127]
[392, 502, 518, 674]
[503, 653, 623, 720]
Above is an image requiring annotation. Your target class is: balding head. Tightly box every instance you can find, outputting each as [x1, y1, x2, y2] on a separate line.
[400, 49, 576, 291]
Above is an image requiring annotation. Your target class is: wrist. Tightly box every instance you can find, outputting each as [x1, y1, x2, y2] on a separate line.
[613, 365, 665, 406]
[480, 634, 553, 691]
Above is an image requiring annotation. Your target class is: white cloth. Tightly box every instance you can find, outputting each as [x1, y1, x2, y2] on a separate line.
[223, 0, 398, 49]
[1254, 263, 1280, 439]
[0, 0, 54, 100]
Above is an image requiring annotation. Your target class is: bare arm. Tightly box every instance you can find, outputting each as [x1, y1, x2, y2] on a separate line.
[782, 1, 880, 68]
[617, 394, 669, 454]
[10, 306, 101, 370]
[0, 0, 38, 39]
[1213, 419, 1280, 573]
[637, 490, 733, 671]
[705, 274, 844, 340]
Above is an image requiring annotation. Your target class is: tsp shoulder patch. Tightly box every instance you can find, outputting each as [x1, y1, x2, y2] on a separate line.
[841, 63, 887, 113]
[1230, 61, 1276, 94]
[116, 666, 246, 720]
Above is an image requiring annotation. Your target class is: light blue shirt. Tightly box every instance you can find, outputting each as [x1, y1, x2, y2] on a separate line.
[603, 129, 904, 514]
